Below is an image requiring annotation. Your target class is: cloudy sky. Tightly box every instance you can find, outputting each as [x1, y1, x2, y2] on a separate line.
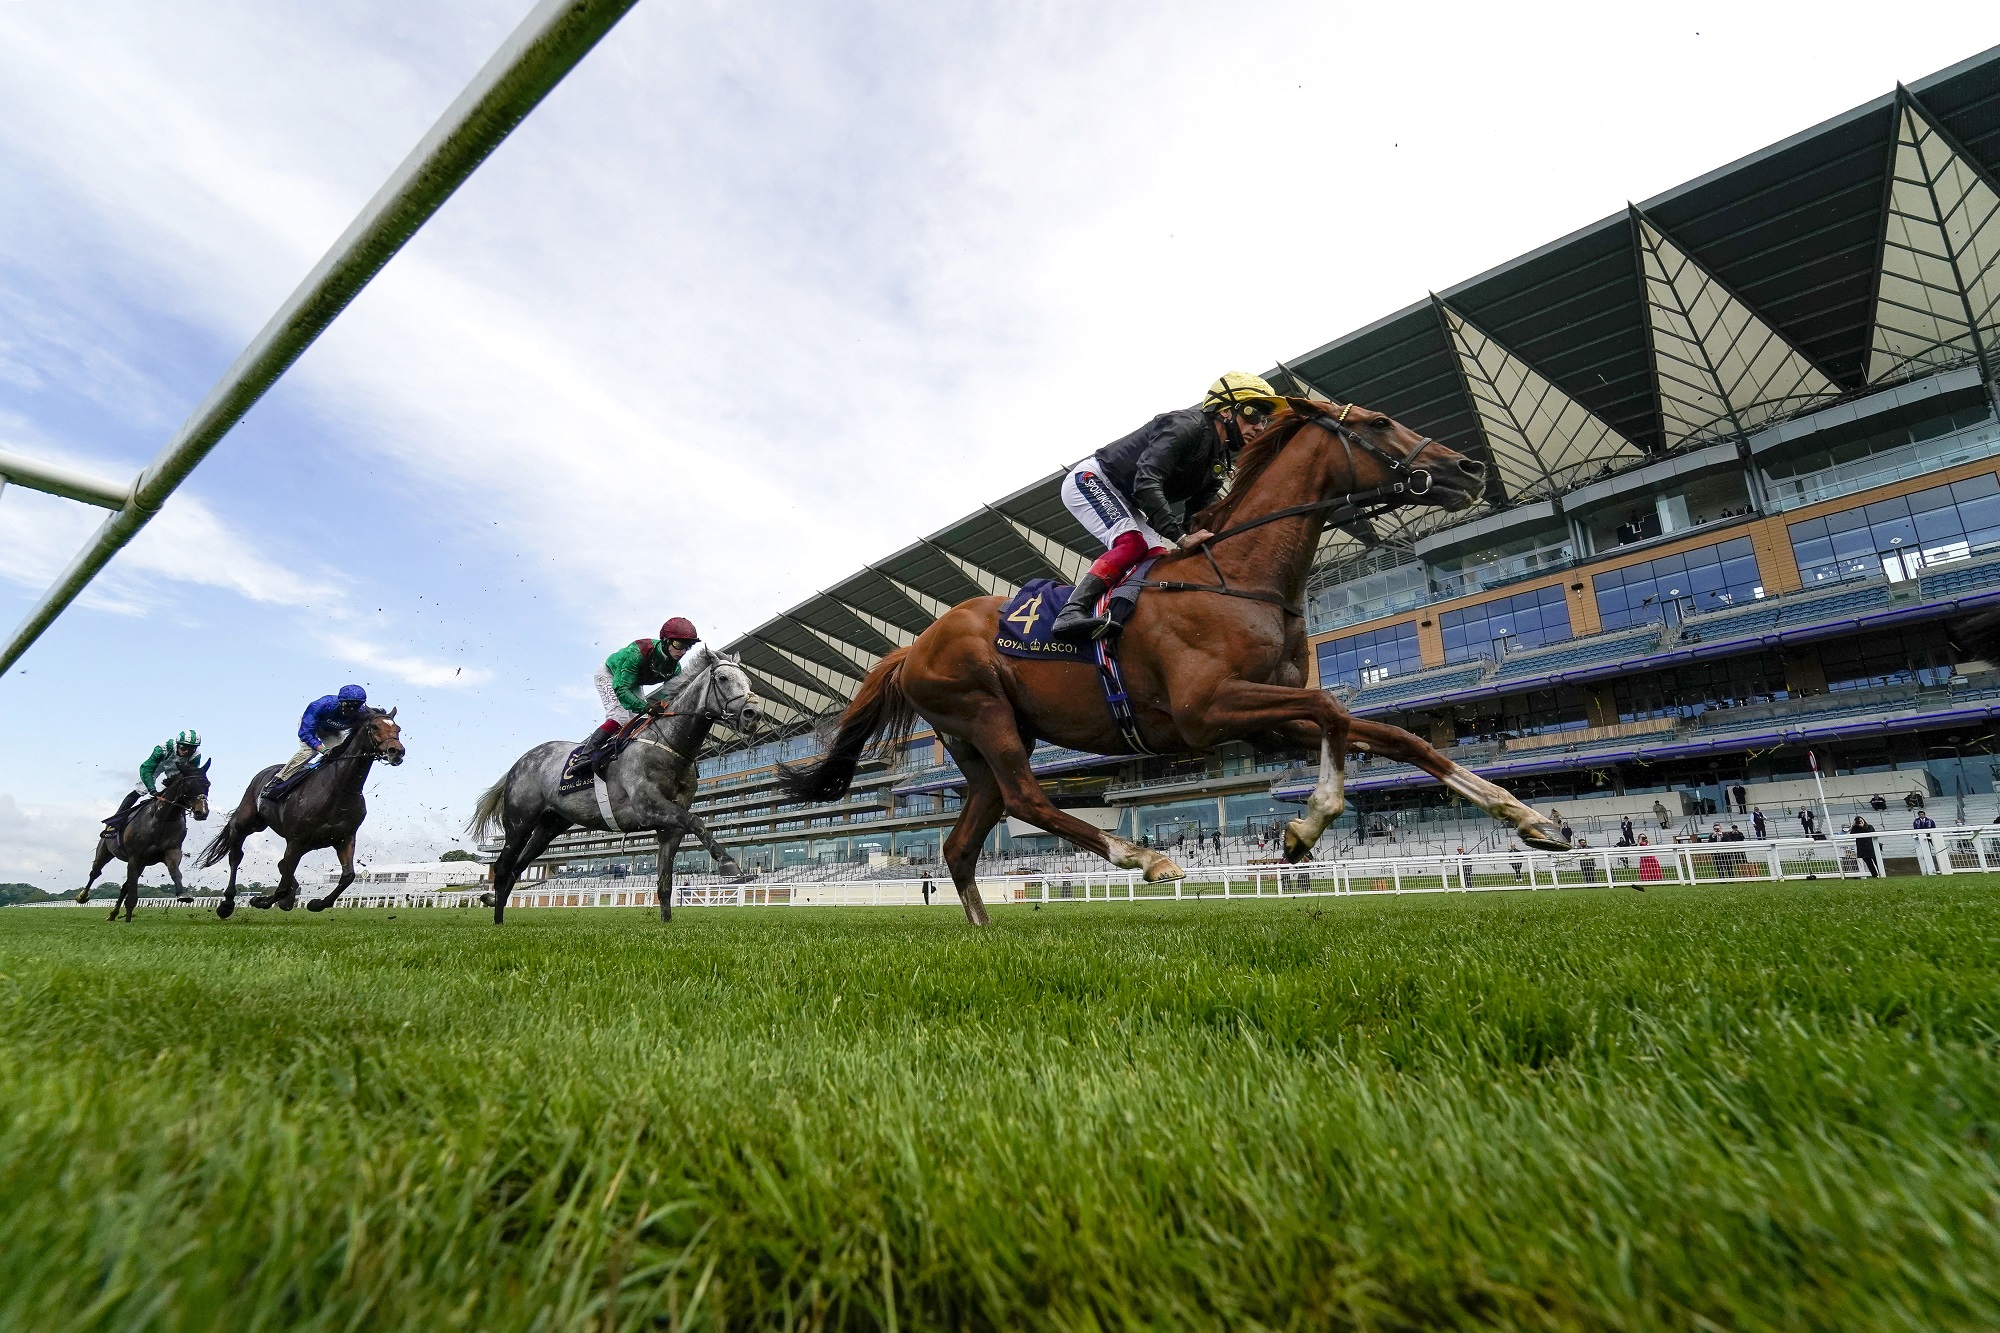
[3, 0, 1996, 888]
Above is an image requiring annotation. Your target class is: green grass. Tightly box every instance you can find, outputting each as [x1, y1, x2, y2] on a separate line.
[2, 878, 1998, 1331]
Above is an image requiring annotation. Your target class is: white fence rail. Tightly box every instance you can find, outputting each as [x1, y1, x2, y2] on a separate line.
[30, 828, 1998, 913]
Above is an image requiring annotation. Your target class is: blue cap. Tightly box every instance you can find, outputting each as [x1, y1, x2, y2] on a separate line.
[337, 684, 367, 704]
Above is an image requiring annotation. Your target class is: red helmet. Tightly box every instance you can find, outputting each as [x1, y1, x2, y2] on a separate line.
[659, 617, 699, 644]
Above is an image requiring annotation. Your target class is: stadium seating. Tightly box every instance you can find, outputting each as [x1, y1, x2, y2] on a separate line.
[1489, 626, 1662, 682]
[1918, 554, 2000, 599]
[1347, 664, 1490, 710]
[1775, 583, 1890, 628]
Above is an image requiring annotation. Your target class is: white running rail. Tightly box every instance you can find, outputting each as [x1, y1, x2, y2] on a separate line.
[84, 825, 1983, 911]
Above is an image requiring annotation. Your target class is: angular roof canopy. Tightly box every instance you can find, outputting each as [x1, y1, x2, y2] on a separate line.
[715, 46, 2000, 744]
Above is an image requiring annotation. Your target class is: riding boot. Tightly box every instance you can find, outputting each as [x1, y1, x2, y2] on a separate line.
[583, 719, 622, 778]
[104, 789, 141, 827]
[1050, 573, 1113, 641]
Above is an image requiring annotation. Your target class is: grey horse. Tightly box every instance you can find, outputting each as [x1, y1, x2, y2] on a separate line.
[468, 650, 760, 924]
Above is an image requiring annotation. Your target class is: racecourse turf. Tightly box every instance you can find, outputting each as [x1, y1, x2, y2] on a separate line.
[1, 878, 1997, 1331]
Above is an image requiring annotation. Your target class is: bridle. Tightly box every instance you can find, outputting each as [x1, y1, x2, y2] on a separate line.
[1138, 402, 1447, 617]
[628, 660, 758, 763]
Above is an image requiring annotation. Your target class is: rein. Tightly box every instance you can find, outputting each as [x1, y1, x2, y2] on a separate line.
[1137, 405, 1442, 617]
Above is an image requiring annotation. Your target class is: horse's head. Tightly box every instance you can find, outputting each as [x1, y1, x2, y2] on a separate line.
[680, 653, 763, 734]
[166, 759, 212, 821]
[358, 707, 406, 766]
[1308, 401, 1486, 514]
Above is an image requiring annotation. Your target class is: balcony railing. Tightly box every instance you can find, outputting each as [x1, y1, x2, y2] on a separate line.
[1764, 417, 2000, 513]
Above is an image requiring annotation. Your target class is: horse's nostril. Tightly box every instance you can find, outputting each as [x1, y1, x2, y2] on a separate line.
[1458, 459, 1486, 476]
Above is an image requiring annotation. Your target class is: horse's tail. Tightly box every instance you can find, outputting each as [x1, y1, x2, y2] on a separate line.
[777, 646, 917, 802]
[466, 774, 510, 844]
[193, 818, 236, 870]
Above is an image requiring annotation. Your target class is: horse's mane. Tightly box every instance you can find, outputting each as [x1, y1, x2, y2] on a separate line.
[1190, 407, 1320, 534]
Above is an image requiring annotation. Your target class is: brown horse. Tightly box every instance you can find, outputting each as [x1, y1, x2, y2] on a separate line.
[780, 401, 1569, 925]
[196, 707, 406, 916]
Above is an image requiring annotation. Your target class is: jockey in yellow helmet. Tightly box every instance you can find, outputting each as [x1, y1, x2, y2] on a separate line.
[1050, 372, 1285, 640]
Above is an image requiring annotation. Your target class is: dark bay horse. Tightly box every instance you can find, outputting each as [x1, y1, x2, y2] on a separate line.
[468, 652, 761, 924]
[780, 400, 1569, 925]
[196, 707, 405, 916]
[78, 763, 212, 921]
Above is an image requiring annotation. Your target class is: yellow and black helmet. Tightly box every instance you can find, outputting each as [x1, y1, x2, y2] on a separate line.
[1202, 371, 1285, 418]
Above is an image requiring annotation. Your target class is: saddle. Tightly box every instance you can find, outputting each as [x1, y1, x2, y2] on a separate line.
[260, 763, 321, 805]
[994, 559, 1155, 661]
[101, 797, 151, 856]
[558, 714, 656, 796]
[994, 561, 1158, 754]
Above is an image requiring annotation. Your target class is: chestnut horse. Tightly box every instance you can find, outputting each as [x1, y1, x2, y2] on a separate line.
[780, 401, 1569, 925]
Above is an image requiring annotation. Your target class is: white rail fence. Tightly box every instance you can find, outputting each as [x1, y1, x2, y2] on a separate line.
[46, 826, 1991, 912]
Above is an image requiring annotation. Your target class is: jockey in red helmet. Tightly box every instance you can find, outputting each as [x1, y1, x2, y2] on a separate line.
[585, 617, 702, 760]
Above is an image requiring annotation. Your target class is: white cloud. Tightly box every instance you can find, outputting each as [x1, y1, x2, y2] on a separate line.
[319, 633, 492, 689]
[0, 457, 336, 613]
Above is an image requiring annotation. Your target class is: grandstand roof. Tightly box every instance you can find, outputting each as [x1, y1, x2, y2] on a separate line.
[719, 46, 2000, 741]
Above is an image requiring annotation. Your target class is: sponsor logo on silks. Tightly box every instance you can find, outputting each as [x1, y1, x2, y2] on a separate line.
[1075, 470, 1129, 527]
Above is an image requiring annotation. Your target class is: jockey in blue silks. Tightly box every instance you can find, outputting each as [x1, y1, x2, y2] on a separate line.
[275, 684, 368, 782]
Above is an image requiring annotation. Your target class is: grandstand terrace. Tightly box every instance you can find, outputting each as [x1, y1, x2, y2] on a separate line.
[506, 48, 2000, 884]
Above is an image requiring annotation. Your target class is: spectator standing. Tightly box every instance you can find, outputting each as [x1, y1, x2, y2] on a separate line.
[922, 876, 935, 905]
[1510, 847, 1524, 883]
[1752, 807, 1767, 839]
[1653, 799, 1672, 830]
[1560, 818, 1575, 845]
[1619, 816, 1635, 847]
[1912, 811, 1939, 875]
[1849, 816, 1880, 877]
[1798, 807, 1816, 837]
[1731, 783, 1748, 814]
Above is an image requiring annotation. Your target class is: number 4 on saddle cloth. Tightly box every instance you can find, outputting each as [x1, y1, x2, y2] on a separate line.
[994, 561, 1159, 755]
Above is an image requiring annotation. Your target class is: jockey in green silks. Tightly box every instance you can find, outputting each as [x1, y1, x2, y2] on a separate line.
[106, 729, 202, 825]
[583, 617, 703, 765]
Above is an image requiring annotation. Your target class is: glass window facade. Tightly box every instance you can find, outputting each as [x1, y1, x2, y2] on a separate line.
[1788, 473, 2000, 586]
[1440, 584, 1570, 664]
[1593, 537, 1763, 629]
[1316, 621, 1423, 688]
[1820, 625, 1955, 691]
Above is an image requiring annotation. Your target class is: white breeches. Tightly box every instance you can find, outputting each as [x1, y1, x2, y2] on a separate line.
[1060, 459, 1168, 551]
[595, 666, 636, 724]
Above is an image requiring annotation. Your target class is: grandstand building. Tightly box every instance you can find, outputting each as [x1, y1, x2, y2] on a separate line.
[511, 49, 2000, 886]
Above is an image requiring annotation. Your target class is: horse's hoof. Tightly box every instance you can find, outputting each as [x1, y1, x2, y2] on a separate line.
[1283, 818, 1316, 863]
[75, 888, 91, 905]
[216, 900, 235, 920]
[177, 895, 193, 904]
[717, 858, 741, 878]
[249, 895, 272, 910]
[279, 898, 296, 912]
[1522, 820, 1570, 852]
[306, 898, 328, 913]
[1143, 857, 1185, 883]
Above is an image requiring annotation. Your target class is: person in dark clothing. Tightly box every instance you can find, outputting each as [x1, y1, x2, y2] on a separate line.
[1850, 815, 1880, 877]
[1751, 807, 1767, 839]
[1619, 816, 1635, 847]
[1050, 372, 1285, 639]
[1798, 807, 1816, 837]
[1869, 793, 1888, 813]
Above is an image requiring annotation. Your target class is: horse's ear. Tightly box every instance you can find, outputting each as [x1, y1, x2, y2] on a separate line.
[201, 758, 212, 772]
[386, 707, 398, 720]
